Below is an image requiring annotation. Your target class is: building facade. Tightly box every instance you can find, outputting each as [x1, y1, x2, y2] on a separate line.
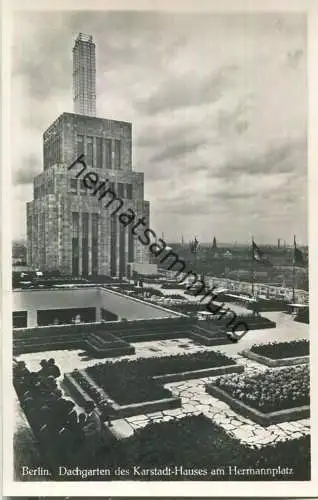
[26, 35, 151, 277]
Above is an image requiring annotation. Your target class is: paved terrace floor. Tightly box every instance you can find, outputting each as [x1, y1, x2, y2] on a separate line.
[16, 309, 309, 450]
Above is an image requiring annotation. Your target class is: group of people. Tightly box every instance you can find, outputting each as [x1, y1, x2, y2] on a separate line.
[13, 358, 107, 465]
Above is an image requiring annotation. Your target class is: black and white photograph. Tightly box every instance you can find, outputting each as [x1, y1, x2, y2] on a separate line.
[2, 0, 317, 497]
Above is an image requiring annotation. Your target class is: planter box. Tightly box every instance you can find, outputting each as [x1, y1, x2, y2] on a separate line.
[241, 319, 276, 331]
[85, 344, 135, 358]
[153, 364, 244, 384]
[190, 329, 231, 346]
[206, 384, 310, 427]
[63, 373, 93, 408]
[242, 349, 310, 367]
[13, 339, 85, 355]
[85, 331, 135, 358]
[65, 370, 181, 419]
[195, 317, 276, 334]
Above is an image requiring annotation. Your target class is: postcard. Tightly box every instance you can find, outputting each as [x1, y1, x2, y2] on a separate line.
[2, 0, 318, 497]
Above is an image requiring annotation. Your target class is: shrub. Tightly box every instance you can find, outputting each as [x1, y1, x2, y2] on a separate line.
[251, 340, 309, 359]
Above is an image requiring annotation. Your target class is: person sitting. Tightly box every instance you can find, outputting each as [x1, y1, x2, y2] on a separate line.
[41, 375, 58, 392]
[13, 360, 30, 380]
[102, 400, 114, 427]
[46, 358, 61, 379]
[27, 372, 43, 395]
[21, 393, 37, 419]
[13, 361, 32, 394]
[64, 401, 78, 430]
[37, 359, 49, 379]
[82, 400, 102, 460]
[43, 389, 62, 407]
[57, 426, 74, 463]
[78, 412, 87, 430]
[32, 403, 51, 431]
[48, 397, 72, 431]
[71, 412, 87, 456]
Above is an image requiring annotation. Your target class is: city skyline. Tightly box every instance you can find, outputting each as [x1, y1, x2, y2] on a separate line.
[12, 11, 307, 244]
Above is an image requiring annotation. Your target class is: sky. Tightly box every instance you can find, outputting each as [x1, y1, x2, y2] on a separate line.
[11, 10, 307, 244]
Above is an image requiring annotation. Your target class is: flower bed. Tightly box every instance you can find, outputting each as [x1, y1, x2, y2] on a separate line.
[250, 340, 309, 359]
[213, 365, 309, 413]
[84, 351, 236, 406]
[87, 350, 234, 376]
[73, 367, 172, 406]
[66, 370, 180, 418]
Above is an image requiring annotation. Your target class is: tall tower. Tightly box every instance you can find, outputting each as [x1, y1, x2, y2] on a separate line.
[72, 33, 96, 117]
[27, 33, 152, 277]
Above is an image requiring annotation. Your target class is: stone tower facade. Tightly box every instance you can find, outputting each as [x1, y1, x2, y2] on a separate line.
[26, 34, 151, 277]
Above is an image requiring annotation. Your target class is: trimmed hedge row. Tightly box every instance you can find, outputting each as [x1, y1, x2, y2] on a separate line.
[250, 340, 309, 360]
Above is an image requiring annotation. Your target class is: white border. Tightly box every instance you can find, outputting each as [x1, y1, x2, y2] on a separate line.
[2, 0, 318, 496]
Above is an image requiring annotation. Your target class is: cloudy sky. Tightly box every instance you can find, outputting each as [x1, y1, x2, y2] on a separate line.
[11, 10, 307, 244]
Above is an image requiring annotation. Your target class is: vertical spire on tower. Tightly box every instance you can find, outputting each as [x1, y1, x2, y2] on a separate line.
[72, 33, 96, 117]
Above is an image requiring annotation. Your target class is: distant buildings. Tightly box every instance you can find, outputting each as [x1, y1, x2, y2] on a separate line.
[26, 34, 151, 277]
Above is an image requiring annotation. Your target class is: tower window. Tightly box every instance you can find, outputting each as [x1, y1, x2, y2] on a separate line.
[86, 136, 93, 166]
[117, 183, 125, 198]
[70, 178, 78, 193]
[126, 184, 133, 199]
[114, 140, 121, 170]
[77, 135, 84, 155]
[105, 139, 112, 169]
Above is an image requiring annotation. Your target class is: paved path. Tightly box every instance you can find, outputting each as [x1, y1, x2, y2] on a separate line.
[121, 353, 310, 447]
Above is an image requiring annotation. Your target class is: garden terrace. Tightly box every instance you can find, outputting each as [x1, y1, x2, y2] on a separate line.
[242, 340, 309, 367]
[207, 365, 309, 426]
[13, 315, 232, 357]
[13, 317, 193, 353]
